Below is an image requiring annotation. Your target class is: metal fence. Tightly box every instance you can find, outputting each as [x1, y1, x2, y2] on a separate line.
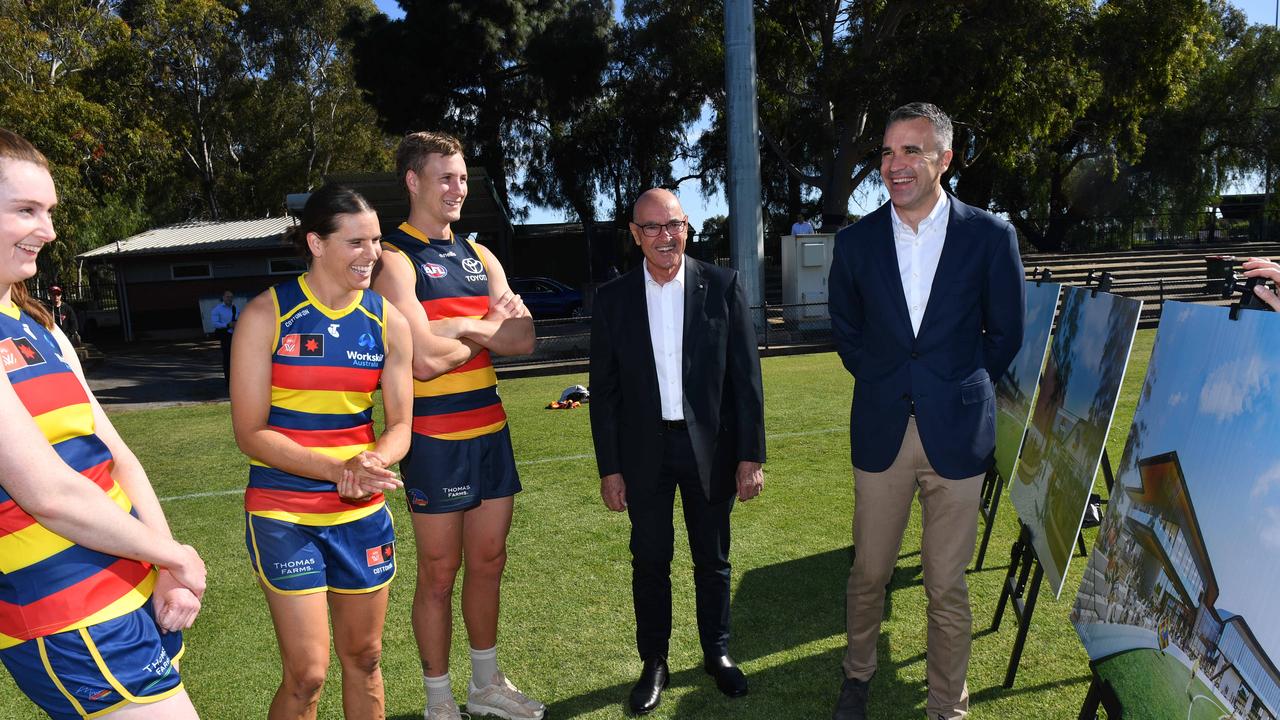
[495, 301, 834, 368]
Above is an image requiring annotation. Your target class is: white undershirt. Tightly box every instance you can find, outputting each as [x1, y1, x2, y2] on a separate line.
[643, 257, 686, 421]
[890, 193, 950, 337]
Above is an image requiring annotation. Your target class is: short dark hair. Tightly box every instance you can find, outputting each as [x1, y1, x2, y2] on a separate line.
[284, 184, 374, 261]
[394, 131, 464, 189]
[886, 102, 953, 152]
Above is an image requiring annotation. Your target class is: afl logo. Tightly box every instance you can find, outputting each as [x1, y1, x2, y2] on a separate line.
[423, 263, 448, 279]
[462, 257, 484, 274]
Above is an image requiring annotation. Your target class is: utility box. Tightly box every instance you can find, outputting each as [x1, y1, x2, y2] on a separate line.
[781, 233, 835, 321]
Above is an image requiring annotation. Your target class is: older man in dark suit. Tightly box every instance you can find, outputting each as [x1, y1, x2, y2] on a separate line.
[590, 188, 766, 715]
[828, 103, 1025, 720]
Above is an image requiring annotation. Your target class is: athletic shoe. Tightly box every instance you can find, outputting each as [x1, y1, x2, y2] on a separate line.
[467, 671, 546, 719]
[425, 699, 470, 720]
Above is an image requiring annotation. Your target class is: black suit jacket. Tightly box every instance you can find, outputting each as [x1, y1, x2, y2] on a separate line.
[589, 256, 766, 501]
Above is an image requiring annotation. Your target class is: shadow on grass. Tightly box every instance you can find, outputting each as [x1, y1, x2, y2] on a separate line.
[732, 547, 849, 662]
[536, 545, 964, 718]
[968, 673, 1091, 704]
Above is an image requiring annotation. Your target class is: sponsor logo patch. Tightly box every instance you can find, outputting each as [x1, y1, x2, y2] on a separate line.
[279, 333, 325, 357]
[366, 543, 394, 566]
[327, 323, 340, 338]
[358, 332, 377, 350]
[0, 337, 45, 371]
[462, 257, 484, 274]
[423, 262, 448, 279]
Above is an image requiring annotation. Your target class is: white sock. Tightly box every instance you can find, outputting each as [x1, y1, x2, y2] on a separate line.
[470, 645, 498, 688]
[424, 673, 453, 708]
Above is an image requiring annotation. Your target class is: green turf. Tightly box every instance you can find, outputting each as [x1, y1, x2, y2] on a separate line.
[0, 334, 1158, 719]
[1096, 649, 1231, 720]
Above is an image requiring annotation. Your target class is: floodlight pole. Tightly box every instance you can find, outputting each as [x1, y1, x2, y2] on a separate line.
[724, 0, 764, 316]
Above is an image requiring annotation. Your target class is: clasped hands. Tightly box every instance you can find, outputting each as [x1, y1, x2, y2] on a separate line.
[337, 450, 403, 502]
[154, 543, 206, 635]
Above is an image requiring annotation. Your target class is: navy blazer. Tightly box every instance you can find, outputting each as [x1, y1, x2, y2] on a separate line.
[589, 256, 766, 501]
[828, 197, 1025, 479]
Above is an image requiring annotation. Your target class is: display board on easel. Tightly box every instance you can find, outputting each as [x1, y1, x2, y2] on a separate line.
[992, 284, 1142, 689]
[975, 279, 1060, 569]
[994, 280, 1061, 483]
[1072, 301, 1280, 720]
[1010, 285, 1142, 598]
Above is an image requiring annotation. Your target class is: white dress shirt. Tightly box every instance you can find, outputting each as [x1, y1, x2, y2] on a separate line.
[643, 257, 686, 421]
[890, 193, 950, 337]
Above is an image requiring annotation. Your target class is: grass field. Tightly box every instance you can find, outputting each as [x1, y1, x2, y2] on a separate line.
[0, 334, 1155, 719]
[1096, 649, 1232, 720]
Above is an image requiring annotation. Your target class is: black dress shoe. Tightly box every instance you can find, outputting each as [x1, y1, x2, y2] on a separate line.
[702, 654, 748, 697]
[831, 676, 870, 720]
[629, 656, 669, 715]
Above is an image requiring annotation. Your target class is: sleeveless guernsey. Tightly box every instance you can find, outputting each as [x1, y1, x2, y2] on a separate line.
[243, 275, 389, 526]
[381, 223, 508, 440]
[0, 305, 154, 649]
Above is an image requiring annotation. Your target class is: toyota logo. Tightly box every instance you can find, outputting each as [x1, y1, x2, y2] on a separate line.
[462, 258, 484, 274]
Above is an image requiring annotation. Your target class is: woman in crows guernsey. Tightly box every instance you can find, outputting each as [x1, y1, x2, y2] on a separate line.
[230, 184, 413, 719]
[0, 130, 207, 719]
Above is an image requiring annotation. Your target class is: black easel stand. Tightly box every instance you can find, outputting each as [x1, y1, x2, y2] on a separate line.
[990, 522, 1044, 688]
[975, 466, 1003, 570]
[1078, 663, 1124, 718]
[1223, 274, 1275, 319]
[1075, 450, 1116, 557]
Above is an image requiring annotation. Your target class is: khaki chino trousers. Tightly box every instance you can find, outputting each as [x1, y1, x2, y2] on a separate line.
[843, 417, 983, 719]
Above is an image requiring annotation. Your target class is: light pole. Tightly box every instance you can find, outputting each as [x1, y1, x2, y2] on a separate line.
[724, 0, 764, 315]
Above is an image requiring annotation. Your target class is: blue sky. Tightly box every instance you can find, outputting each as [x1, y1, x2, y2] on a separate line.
[370, 0, 1278, 225]
[1114, 302, 1280, 660]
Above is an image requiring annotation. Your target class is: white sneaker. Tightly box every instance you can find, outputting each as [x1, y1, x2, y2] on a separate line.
[466, 671, 545, 720]
[425, 699, 470, 720]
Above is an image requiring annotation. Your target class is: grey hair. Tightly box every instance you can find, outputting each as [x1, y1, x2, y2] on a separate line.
[886, 102, 953, 152]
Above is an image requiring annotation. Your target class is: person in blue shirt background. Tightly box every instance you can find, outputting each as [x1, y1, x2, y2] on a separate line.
[211, 289, 237, 386]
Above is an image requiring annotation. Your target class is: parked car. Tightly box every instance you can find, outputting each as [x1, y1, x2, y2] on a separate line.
[507, 277, 583, 319]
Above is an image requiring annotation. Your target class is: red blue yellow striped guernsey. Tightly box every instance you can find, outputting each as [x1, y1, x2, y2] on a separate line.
[0, 303, 155, 650]
[244, 274, 389, 526]
[381, 222, 508, 440]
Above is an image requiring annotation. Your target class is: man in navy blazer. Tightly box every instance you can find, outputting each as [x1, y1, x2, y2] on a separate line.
[828, 103, 1024, 720]
[590, 188, 766, 715]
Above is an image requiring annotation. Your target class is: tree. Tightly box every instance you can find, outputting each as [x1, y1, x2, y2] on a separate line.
[124, 0, 248, 219]
[634, 0, 1224, 249]
[0, 0, 173, 273]
[349, 0, 614, 218]
[515, 2, 713, 276]
[986, 0, 1220, 250]
[237, 0, 392, 206]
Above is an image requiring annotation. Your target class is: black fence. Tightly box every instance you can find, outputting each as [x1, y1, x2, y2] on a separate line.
[1021, 212, 1266, 252]
[494, 301, 834, 368]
